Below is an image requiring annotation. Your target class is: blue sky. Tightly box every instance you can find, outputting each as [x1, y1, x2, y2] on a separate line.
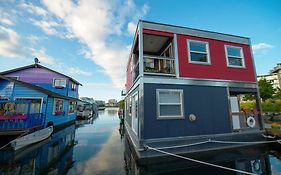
[0, 0, 280, 101]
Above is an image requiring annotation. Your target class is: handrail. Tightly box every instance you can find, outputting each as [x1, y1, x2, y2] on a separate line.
[0, 113, 44, 130]
[143, 54, 174, 60]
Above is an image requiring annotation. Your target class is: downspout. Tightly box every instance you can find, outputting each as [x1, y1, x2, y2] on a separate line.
[44, 96, 49, 127]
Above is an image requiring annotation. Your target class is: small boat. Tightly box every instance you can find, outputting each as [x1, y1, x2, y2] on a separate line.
[10, 126, 53, 150]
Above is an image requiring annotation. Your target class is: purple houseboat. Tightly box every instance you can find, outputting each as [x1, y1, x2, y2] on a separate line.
[0, 63, 81, 136]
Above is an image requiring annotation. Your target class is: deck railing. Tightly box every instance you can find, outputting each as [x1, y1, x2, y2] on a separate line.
[143, 55, 175, 76]
[0, 113, 44, 130]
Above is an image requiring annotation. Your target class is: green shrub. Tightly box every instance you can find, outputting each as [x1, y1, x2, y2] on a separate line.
[240, 99, 281, 112]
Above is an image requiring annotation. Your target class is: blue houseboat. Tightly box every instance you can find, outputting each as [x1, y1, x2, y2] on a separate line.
[0, 63, 81, 136]
[124, 21, 265, 159]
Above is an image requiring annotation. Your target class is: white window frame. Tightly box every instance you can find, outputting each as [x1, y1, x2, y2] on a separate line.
[68, 100, 77, 115]
[53, 78, 67, 88]
[225, 45, 245, 68]
[131, 91, 139, 135]
[187, 40, 211, 65]
[71, 83, 77, 90]
[156, 89, 184, 119]
[53, 98, 64, 115]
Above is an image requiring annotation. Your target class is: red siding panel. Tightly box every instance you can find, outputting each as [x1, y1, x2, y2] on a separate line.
[143, 29, 174, 37]
[126, 58, 133, 91]
[177, 34, 256, 82]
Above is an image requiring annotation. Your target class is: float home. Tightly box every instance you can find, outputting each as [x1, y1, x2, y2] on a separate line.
[124, 20, 264, 159]
[0, 63, 81, 135]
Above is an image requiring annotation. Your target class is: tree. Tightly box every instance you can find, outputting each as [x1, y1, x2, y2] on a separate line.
[273, 88, 281, 99]
[242, 93, 255, 101]
[118, 100, 125, 109]
[258, 79, 275, 100]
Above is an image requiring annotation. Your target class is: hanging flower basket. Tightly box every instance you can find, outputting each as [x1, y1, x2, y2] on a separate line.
[55, 111, 65, 115]
[54, 86, 64, 89]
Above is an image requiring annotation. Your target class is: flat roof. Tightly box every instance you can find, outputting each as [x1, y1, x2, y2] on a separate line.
[140, 20, 250, 45]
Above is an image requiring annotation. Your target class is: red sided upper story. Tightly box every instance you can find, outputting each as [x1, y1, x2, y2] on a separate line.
[125, 21, 257, 92]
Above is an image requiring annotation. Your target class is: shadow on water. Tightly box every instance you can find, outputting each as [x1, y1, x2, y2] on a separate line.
[1, 107, 281, 175]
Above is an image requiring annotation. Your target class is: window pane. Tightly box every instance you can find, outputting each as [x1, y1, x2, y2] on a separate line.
[160, 105, 181, 116]
[159, 91, 180, 103]
[228, 57, 243, 66]
[227, 47, 241, 57]
[190, 52, 208, 62]
[54, 79, 66, 87]
[190, 42, 206, 52]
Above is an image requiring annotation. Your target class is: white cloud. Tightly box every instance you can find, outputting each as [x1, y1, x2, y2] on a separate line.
[0, 26, 24, 58]
[27, 35, 47, 44]
[252, 43, 274, 51]
[20, 2, 48, 17]
[29, 48, 55, 65]
[29, 18, 59, 35]
[0, 26, 55, 65]
[42, 0, 149, 88]
[0, 18, 14, 25]
[66, 67, 92, 76]
[127, 22, 137, 35]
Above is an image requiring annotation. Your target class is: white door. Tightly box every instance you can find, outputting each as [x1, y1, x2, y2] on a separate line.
[131, 93, 138, 135]
[230, 96, 240, 130]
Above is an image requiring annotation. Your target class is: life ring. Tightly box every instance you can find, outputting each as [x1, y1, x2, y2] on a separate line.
[247, 116, 256, 128]
[252, 160, 261, 173]
[4, 102, 15, 111]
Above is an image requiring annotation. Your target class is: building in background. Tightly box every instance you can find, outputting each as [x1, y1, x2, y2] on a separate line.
[257, 63, 281, 89]
[95, 100, 105, 107]
[107, 99, 118, 107]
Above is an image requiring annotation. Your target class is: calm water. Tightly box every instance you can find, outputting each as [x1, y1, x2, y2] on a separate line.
[0, 107, 281, 175]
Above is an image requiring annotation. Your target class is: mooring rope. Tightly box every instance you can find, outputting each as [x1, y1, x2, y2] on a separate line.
[145, 145, 258, 175]
[262, 134, 276, 139]
[209, 139, 281, 144]
[153, 140, 211, 150]
[147, 137, 281, 150]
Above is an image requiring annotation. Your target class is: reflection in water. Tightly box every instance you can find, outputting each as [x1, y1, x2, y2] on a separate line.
[0, 124, 76, 175]
[68, 107, 126, 175]
[106, 107, 118, 116]
[123, 136, 278, 175]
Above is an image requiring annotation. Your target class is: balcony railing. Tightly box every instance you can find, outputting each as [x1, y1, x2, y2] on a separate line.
[143, 55, 175, 76]
[0, 113, 44, 130]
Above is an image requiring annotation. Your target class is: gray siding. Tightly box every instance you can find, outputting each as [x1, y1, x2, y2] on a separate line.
[143, 84, 231, 139]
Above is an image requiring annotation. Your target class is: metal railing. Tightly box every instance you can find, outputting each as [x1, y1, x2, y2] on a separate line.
[143, 55, 175, 75]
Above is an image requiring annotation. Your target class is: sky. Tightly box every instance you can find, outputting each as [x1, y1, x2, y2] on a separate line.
[0, 0, 280, 101]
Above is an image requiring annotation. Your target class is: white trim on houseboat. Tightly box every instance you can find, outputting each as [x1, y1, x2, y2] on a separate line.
[224, 45, 246, 68]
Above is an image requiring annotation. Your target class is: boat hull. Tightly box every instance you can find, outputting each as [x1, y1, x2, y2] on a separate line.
[11, 126, 53, 150]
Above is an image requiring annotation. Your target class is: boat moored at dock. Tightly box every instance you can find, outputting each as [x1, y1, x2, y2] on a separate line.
[0, 63, 81, 148]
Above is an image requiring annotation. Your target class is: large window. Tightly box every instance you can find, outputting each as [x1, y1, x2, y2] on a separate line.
[15, 98, 42, 114]
[225, 45, 245, 68]
[68, 100, 76, 114]
[53, 79, 66, 88]
[156, 89, 184, 119]
[188, 40, 210, 64]
[53, 98, 64, 115]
